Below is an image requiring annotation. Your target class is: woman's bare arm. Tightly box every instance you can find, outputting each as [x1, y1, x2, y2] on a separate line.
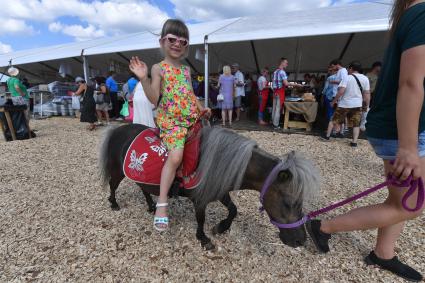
[394, 45, 425, 179]
[74, 84, 85, 96]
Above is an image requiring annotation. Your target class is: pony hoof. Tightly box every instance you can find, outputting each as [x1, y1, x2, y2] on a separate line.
[202, 242, 215, 251]
[111, 204, 120, 211]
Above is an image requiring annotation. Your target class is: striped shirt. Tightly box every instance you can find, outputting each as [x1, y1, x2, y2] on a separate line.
[272, 69, 287, 90]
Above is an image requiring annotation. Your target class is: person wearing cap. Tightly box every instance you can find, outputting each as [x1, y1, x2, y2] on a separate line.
[231, 63, 245, 121]
[6, 67, 30, 117]
[73, 77, 97, 131]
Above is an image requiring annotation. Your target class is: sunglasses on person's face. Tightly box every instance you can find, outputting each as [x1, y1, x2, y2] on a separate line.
[162, 35, 189, 47]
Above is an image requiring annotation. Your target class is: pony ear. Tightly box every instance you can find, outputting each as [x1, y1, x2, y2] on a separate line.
[278, 169, 291, 181]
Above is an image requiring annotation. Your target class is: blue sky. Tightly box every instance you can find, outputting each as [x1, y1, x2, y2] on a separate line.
[0, 0, 379, 53]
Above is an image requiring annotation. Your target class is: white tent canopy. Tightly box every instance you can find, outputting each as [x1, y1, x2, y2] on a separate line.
[0, 2, 391, 83]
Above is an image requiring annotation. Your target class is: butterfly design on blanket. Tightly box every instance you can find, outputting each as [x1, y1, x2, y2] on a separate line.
[128, 150, 148, 172]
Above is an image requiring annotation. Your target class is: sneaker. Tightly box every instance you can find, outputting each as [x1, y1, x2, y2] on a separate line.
[350, 142, 358, 147]
[306, 220, 331, 253]
[365, 251, 423, 282]
[115, 117, 124, 121]
[320, 134, 330, 141]
[273, 126, 281, 130]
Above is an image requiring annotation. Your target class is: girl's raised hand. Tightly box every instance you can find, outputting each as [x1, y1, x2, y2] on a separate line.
[129, 56, 148, 81]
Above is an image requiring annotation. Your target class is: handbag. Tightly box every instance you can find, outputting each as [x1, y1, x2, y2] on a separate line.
[217, 93, 224, 101]
[71, 95, 80, 110]
[125, 102, 134, 122]
[120, 100, 130, 117]
[93, 91, 104, 104]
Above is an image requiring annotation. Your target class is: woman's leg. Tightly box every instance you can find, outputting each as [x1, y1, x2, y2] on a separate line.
[228, 109, 233, 125]
[104, 110, 110, 124]
[96, 110, 103, 124]
[320, 159, 424, 239]
[155, 148, 184, 227]
[222, 109, 226, 126]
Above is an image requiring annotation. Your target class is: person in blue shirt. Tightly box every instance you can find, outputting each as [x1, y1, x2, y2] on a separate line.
[106, 71, 120, 119]
[322, 66, 338, 122]
[127, 76, 138, 96]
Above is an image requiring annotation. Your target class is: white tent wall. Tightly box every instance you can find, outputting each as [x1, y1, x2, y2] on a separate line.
[201, 31, 388, 78]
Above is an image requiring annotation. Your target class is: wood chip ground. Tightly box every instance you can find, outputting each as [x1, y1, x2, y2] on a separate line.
[0, 118, 423, 282]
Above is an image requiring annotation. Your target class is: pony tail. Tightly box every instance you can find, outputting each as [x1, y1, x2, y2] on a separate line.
[98, 126, 117, 188]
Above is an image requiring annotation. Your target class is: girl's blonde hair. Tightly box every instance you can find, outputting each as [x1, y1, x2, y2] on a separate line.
[223, 65, 231, 76]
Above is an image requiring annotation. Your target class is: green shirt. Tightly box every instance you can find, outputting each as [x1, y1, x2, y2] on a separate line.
[6, 77, 29, 99]
[366, 3, 425, 139]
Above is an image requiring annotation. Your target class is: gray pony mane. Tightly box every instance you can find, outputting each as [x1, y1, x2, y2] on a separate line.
[192, 127, 321, 209]
[192, 127, 257, 207]
[282, 151, 321, 204]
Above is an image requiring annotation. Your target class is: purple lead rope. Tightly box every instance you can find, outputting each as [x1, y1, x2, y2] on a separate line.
[260, 162, 425, 229]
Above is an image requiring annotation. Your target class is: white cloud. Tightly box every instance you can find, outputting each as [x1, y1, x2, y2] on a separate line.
[171, 0, 333, 21]
[0, 42, 13, 54]
[0, 17, 34, 35]
[49, 22, 106, 41]
[0, 0, 169, 41]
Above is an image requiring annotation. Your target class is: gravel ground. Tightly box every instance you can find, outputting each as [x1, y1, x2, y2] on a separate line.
[0, 117, 423, 282]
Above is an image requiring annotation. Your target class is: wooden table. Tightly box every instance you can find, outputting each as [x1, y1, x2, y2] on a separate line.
[283, 101, 318, 132]
[0, 106, 32, 141]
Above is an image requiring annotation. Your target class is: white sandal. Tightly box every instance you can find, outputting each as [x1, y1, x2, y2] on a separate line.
[153, 203, 169, 232]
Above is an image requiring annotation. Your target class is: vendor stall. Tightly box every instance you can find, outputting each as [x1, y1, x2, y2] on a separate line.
[283, 96, 318, 132]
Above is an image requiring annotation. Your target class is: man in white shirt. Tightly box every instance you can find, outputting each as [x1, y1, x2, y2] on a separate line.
[231, 63, 245, 121]
[322, 61, 371, 147]
[329, 59, 348, 87]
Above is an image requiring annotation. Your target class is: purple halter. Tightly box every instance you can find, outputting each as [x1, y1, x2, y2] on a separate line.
[259, 161, 425, 229]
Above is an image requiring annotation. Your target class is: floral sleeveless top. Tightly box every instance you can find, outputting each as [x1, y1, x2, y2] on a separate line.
[156, 61, 199, 130]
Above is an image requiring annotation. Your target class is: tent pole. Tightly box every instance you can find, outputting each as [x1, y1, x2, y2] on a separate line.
[339, 33, 355, 61]
[250, 41, 260, 74]
[204, 36, 209, 108]
[296, 51, 302, 81]
[83, 56, 89, 82]
[293, 38, 300, 80]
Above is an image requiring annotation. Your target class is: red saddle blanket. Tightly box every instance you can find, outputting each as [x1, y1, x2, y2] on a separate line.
[123, 124, 202, 189]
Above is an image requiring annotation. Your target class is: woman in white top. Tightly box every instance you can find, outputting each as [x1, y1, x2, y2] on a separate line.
[132, 82, 156, 127]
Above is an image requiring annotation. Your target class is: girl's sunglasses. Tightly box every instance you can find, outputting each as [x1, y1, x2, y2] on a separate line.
[162, 35, 189, 47]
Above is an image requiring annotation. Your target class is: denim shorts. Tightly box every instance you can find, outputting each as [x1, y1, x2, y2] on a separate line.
[368, 131, 425, 160]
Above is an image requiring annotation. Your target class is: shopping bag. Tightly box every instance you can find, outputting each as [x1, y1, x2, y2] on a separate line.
[125, 103, 134, 122]
[71, 95, 80, 110]
[360, 109, 369, 132]
[120, 100, 130, 117]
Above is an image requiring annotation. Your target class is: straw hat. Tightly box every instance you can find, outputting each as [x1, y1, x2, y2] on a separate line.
[7, 67, 19, 77]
